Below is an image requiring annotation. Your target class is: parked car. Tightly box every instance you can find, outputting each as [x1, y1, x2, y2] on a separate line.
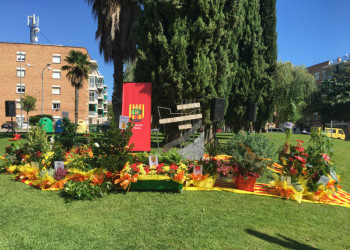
[267, 127, 285, 133]
[1, 121, 17, 129]
[151, 128, 160, 133]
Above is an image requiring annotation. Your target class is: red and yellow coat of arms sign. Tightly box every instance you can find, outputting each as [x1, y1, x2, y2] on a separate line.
[129, 104, 144, 122]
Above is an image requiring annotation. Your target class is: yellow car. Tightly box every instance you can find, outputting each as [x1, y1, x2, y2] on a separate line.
[311, 127, 346, 140]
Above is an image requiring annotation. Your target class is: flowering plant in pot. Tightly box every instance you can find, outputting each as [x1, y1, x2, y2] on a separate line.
[223, 131, 274, 192]
[275, 130, 341, 203]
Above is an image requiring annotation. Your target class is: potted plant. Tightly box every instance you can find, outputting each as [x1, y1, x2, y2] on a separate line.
[223, 131, 274, 192]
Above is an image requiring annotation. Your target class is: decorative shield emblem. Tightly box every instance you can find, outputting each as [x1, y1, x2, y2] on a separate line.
[129, 104, 144, 122]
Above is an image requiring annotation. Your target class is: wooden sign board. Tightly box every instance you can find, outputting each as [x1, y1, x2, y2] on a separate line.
[178, 124, 192, 130]
[159, 114, 202, 124]
[177, 103, 200, 110]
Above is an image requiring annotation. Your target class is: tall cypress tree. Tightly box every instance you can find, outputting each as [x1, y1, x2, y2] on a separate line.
[254, 0, 277, 131]
[225, 0, 267, 131]
[135, 0, 238, 141]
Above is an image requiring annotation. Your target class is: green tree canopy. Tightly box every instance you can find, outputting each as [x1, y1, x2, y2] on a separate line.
[20, 94, 36, 131]
[274, 61, 316, 124]
[319, 65, 350, 121]
[135, 0, 240, 140]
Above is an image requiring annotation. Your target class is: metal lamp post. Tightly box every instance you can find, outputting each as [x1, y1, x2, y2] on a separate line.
[26, 63, 51, 115]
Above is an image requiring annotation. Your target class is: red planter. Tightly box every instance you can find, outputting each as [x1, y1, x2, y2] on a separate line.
[234, 175, 257, 192]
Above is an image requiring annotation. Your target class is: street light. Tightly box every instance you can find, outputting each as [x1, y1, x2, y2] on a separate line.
[26, 63, 51, 114]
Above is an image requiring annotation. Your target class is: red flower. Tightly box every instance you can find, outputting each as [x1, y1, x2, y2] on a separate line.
[143, 166, 150, 174]
[296, 140, 304, 143]
[106, 172, 113, 179]
[294, 155, 306, 164]
[295, 146, 304, 152]
[170, 163, 179, 171]
[288, 157, 294, 162]
[130, 163, 139, 172]
[301, 153, 309, 157]
[290, 167, 298, 175]
[36, 151, 41, 158]
[155, 164, 163, 173]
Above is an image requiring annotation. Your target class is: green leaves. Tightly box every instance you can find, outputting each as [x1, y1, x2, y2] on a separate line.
[61, 180, 113, 202]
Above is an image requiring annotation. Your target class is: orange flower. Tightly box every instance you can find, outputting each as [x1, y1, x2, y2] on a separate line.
[174, 170, 185, 182]
[91, 174, 105, 185]
[115, 173, 138, 190]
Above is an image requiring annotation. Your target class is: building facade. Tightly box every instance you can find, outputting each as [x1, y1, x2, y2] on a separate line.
[88, 60, 108, 125]
[0, 42, 107, 126]
[306, 54, 350, 138]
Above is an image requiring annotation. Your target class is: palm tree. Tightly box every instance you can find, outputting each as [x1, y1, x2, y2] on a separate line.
[61, 50, 91, 124]
[86, 0, 139, 123]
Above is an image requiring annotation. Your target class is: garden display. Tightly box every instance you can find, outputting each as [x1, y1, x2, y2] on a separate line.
[1, 122, 350, 209]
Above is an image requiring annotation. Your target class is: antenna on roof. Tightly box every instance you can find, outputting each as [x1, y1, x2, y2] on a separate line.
[28, 14, 40, 44]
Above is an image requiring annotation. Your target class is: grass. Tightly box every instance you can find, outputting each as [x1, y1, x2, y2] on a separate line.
[1, 132, 350, 249]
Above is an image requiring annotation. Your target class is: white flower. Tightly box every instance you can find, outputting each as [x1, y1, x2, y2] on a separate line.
[94, 143, 100, 148]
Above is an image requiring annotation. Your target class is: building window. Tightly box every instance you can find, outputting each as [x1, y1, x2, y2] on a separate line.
[52, 86, 61, 95]
[16, 99, 21, 109]
[17, 68, 25, 77]
[52, 54, 61, 64]
[89, 77, 96, 88]
[16, 52, 26, 62]
[52, 102, 61, 110]
[52, 70, 61, 79]
[16, 84, 25, 93]
[322, 70, 326, 80]
[315, 72, 319, 81]
[89, 90, 96, 101]
[313, 112, 318, 121]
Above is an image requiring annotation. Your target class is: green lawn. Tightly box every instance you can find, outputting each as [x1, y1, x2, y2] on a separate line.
[1, 132, 350, 249]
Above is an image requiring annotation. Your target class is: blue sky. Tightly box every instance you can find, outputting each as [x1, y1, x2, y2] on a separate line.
[0, 0, 349, 100]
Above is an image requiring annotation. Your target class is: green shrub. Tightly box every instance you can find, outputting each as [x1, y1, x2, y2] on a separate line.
[54, 118, 77, 151]
[24, 125, 50, 162]
[91, 120, 134, 172]
[29, 114, 54, 126]
[223, 132, 275, 177]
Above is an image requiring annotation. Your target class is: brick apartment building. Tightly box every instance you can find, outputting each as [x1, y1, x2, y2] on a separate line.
[0, 42, 108, 127]
[306, 54, 350, 138]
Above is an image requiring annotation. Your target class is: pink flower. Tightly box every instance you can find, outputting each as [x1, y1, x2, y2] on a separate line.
[321, 153, 330, 162]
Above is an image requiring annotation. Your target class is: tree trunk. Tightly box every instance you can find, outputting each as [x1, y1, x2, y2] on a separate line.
[75, 85, 79, 125]
[112, 54, 124, 124]
[27, 111, 29, 133]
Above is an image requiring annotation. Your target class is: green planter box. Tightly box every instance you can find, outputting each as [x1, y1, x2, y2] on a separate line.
[129, 180, 183, 193]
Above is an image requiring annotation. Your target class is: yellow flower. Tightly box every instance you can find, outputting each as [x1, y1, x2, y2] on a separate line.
[149, 170, 157, 175]
[163, 166, 170, 172]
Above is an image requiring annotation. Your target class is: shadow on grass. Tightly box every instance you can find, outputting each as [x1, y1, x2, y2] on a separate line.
[245, 229, 319, 250]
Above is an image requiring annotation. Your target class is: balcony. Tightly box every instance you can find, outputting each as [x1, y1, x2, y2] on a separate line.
[98, 104, 104, 109]
[97, 94, 104, 99]
[89, 96, 98, 103]
[97, 82, 103, 89]
[89, 111, 97, 116]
